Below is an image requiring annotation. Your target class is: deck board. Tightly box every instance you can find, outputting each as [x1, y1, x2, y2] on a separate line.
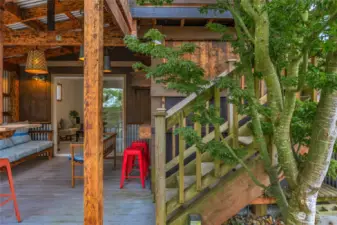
[0, 157, 155, 225]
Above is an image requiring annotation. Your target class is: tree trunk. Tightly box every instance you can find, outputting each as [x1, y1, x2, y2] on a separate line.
[285, 50, 337, 225]
[286, 187, 318, 225]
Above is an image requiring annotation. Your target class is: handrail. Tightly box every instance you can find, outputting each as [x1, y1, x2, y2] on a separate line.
[166, 69, 235, 130]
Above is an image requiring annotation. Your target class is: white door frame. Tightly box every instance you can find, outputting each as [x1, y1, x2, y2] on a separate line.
[51, 74, 126, 157]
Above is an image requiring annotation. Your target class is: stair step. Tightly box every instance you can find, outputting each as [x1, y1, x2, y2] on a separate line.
[201, 162, 214, 176]
[176, 175, 196, 190]
[238, 136, 253, 145]
[166, 188, 178, 202]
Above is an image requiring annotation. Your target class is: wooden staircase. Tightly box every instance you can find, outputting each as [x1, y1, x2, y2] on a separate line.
[153, 64, 269, 225]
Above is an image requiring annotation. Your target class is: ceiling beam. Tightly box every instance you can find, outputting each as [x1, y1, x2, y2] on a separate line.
[139, 25, 234, 41]
[4, 30, 124, 46]
[4, 46, 80, 64]
[47, 0, 55, 31]
[3, 0, 84, 25]
[104, 0, 131, 35]
[116, 0, 133, 30]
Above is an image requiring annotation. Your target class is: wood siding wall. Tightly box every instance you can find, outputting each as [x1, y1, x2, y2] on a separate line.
[126, 73, 151, 124]
[152, 41, 236, 97]
[19, 67, 51, 122]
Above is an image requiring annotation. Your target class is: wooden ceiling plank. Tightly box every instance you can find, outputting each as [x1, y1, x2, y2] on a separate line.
[105, 0, 130, 35]
[4, 0, 84, 25]
[4, 2, 44, 32]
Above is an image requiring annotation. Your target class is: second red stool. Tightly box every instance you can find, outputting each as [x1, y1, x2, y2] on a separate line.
[120, 148, 147, 189]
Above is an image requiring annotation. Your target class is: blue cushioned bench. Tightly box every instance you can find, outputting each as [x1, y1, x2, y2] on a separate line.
[0, 124, 53, 167]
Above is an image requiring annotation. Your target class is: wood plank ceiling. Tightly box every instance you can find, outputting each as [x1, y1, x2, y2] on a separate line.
[3, 0, 132, 64]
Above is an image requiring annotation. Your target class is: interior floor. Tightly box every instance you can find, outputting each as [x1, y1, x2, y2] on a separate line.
[0, 157, 154, 225]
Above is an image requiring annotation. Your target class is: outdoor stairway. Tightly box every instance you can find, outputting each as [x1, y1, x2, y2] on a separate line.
[153, 64, 271, 225]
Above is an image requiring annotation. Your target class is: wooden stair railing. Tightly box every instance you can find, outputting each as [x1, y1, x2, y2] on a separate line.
[154, 61, 267, 225]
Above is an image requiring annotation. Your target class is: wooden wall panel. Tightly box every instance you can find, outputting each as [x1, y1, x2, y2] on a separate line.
[19, 67, 51, 122]
[152, 41, 236, 97]
[126, 73, 151, 125]
[166, 41, 235, 79]
[10, 71, 19, 122]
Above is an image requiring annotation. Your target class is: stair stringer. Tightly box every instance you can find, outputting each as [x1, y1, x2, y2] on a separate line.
[168, 159, 270, 225]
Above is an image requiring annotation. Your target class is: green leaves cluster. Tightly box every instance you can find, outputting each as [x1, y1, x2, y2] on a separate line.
[124, 29, 208, 95]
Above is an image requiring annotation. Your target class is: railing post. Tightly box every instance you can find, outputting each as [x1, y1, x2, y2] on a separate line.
[155, 108, 166, 225]
[179, 112, 185, 203]
[214, 87, 221, 177]
[194, 114, 202, 191]
[227, 60, 239, 148]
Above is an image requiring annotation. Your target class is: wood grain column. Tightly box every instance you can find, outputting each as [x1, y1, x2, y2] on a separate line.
[0, 0, 4, 124]
[83, 0, 104, 225]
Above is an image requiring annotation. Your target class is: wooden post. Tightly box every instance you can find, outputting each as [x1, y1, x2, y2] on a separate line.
[155, 108, 166, 225]
[195, 117, 202, 191]
[214, 87, 221, 177]
[0, 0, 4, 124]
[83, 0, 104, 224]
[179, 112, 185, 203]
[172, 125, 176, 158]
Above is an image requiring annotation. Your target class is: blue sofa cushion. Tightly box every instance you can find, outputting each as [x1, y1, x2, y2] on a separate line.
[0, 138, 14, 150]
[14, 141, 53, 153]
[11, 127, 31, 145]
[0, 145, 37, 162]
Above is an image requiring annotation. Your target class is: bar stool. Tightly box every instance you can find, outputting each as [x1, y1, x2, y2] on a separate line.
[131, 141, 149, 162]
[120, 148, 147, 189]
[130, 141, 149, 176]
[0, 158, 21, 223]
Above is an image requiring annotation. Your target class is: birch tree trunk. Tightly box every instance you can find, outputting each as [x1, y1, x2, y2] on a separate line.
[286, 50, 337, 225]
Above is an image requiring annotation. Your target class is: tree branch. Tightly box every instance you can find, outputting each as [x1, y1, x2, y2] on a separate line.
[219, 133, 268, 189]
[227, 6, 255, 44]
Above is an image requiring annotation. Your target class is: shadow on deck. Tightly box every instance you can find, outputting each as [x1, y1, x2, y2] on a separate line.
[0, 157, 155, 225]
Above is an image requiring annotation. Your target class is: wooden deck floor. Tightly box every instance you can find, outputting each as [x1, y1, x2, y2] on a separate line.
[0, 157, 155, 225]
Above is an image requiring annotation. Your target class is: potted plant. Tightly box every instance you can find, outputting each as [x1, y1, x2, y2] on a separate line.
[69, 110, 79, 126]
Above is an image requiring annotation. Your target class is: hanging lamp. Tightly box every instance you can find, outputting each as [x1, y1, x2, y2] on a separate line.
[25, 49, 48, 74]
[103, 48, 112, 73]
[79, 45, 84, 61]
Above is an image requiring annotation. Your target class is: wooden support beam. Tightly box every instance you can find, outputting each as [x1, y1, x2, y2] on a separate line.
[154, 108, 167, 225]
[0, 0, 4, 124]
[105, 0, 131, 35]
[83, 0, 104, 224]
[4, 30, 124, 46]
[47, 0, 56, 31]
[116, 0, 133, 30]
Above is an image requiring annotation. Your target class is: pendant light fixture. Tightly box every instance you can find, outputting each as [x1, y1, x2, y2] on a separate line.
[25, 49, 48, 74]
[103, 48, 112, 73]
[79, 45, 84, 61]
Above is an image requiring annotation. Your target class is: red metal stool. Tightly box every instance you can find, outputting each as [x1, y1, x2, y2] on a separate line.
[0, 158, 21, 223]
[131, 141, 149, 163]
[120, 148, 147, 189]
[130, 141, 149, 176]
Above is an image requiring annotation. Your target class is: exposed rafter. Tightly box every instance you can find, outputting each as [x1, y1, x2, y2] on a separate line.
[104, 0, 131, 35]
